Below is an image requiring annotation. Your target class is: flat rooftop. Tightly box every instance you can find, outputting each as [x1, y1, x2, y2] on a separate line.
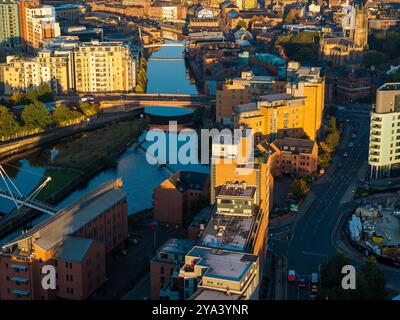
[157, 238, 195, 257]
[191, 288, 242, 300]
[187, 246, 257, 282]
[217, 182, 256, 198]
[201, 213, 255, 251]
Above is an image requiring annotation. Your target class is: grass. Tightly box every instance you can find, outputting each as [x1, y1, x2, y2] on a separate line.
[35, 168, 82, 203]
[32, 119, 146, 204]
[53, 119, 146, 173]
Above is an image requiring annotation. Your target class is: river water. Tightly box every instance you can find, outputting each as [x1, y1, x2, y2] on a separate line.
[0, 40, 208, 244]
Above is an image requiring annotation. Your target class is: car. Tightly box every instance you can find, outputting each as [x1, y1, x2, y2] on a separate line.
[311, 285, 318, 293]
[337, 162, 343, 169]
[311, 273, 319, 284]
[352, 134, 356, 139]
[288, 270, 296, 283]
[298, 278, 308, 288]
[343, 152, 348, 158]
[349, 142, 354, 147]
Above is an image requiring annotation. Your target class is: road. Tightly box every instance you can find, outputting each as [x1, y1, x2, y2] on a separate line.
[269, 110, 397, 300]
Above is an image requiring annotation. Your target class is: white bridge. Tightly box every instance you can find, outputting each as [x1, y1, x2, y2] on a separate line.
[0, 165, 57, 215]
[0, 189, 57, 215]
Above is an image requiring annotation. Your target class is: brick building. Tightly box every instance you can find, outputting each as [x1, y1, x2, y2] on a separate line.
[153, 171, 210, 227]
[0, 180, 128, 300]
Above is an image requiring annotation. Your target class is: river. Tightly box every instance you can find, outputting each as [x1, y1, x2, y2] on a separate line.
[0, 40, 208, 244]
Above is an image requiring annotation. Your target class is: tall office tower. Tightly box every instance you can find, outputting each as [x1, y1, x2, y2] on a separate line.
[73, 41, 137, 93]
[0, 0, 21, 47]
[25, 5, 60, 50]
[351, 0, 368, 48]
[369, 83, 400, 179]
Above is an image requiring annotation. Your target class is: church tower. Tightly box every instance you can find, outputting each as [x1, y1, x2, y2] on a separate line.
[352, 0, 368, 48]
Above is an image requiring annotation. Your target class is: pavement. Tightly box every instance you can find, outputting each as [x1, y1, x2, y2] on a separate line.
[269, 110, 379, 300]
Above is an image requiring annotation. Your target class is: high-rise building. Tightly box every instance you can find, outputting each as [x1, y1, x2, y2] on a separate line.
[17, 0, 40, 49]
[0, 0, 21, 47]
[369, 83, 400, 179]
[25, 5, 60, 50]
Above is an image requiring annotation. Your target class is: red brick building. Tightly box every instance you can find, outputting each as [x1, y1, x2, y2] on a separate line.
[153, 171, 210, 227]
[0, 180, 128, 300]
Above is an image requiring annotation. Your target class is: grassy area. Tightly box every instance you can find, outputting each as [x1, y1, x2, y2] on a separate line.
[35, 168, 82, 203]
[53, 119, 146, 173]
[32, 119, 146, 205]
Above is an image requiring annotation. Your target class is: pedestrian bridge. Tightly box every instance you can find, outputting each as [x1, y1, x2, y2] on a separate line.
[148, 57, 184, 61]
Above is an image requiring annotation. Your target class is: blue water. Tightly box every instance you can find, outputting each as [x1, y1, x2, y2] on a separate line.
[0, 40, 208, 243]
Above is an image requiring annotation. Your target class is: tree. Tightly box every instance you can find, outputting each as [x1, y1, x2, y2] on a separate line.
[27, 87, 38, 103]
[284, 11, 297, 23]
[37, 84, 53, 102]
[79, 102, 99, 117]
[0, 105, 20, 138]
[54, 104, 81, 126]
[290, 178, 309, 201]
[363, 50, 388, 68]
[319, 254, 387, 300]
[237, 20, 247, 29]
[10, 92, 27, 106]
[22, 101, 52, 130]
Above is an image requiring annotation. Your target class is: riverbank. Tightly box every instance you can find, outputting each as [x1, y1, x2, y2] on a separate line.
[0, 119, 147, 238]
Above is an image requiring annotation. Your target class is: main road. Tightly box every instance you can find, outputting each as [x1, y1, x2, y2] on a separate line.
[269, 109, 400, 300]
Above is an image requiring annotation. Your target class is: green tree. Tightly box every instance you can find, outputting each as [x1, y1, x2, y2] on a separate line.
[0, 105, 20, 138]
[37, 84, 53, 102]
[284, 11, 297, 23]
[363, 50, 388, 68]
[27, 87, 38, 103]
[10, 92, 27, 106]
[290, 178, 309, 201]
[54, 104, 81, 126]
[387, 70, 400, 83]
[360, 257, 386, 300]
[237, 20, 248, 28]
[22, 101, 52, 130]
[79, 102, 99, 117]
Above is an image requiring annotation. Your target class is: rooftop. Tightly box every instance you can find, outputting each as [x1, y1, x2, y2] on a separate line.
[187, 246, 257, 282]
[201, 213, 255, 251]
[168, 171, 209, 193]
[54, 236, 94, 263]
[379, 83, 400, 92]
[191, 288, 243, 300]
[217, 181, 256, 199]
[272, 138, 316, 153]
[2, 180, 126, 254]
[157, 238, 195, 257]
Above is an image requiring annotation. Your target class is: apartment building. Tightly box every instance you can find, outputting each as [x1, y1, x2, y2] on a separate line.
[234, 64, 324, 141]
[216, 71, 286, 125]
[25, 5, 60, 50]
[73, 41, 137, 93]
[369, 83, 400, 179]
[0, 0, 21, 47]
[18, 0, 39, 49]
[269, 138, 318, 176]
[0, 40, 138, 94]
[0, 180, 128, 300]
[1, 50, 73, 95]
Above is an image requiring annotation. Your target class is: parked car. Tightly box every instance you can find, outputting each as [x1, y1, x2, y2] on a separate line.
[298, 277, 308, 288]
[337, 162, 343, 169]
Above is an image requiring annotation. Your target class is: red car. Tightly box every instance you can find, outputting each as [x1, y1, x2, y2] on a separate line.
[288, 270, 296, 283]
